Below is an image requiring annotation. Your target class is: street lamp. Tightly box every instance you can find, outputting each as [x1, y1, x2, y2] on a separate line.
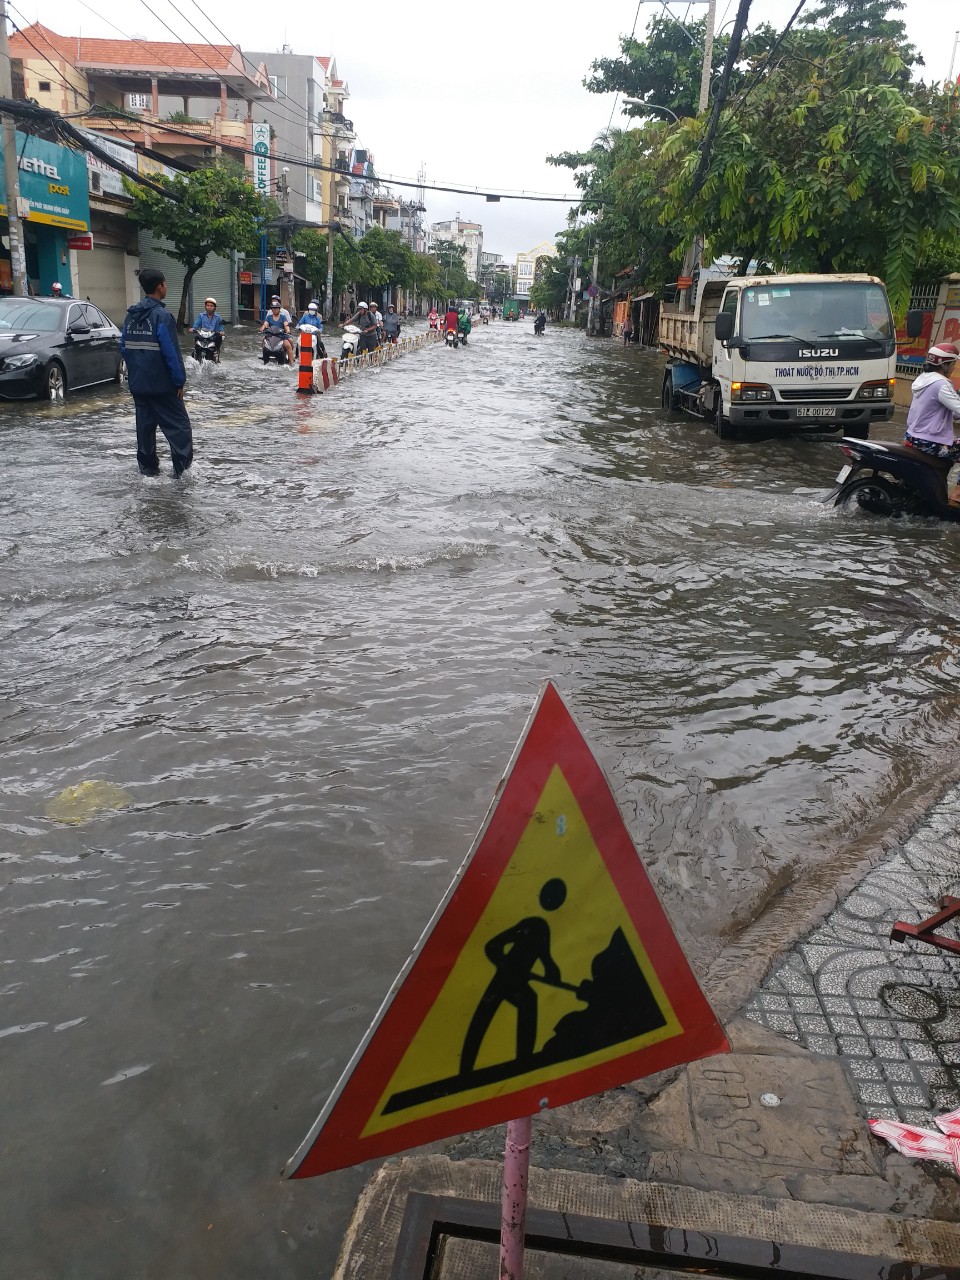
[623, 98, 679, 123]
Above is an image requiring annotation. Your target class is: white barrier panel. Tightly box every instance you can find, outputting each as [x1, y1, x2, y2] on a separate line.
[321, 328, 443, 390]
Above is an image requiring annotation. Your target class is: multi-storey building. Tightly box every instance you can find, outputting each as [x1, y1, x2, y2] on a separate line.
[514, 240, 556, 302]
[428, 217, 483, 281]
[8, 22, 274, 315]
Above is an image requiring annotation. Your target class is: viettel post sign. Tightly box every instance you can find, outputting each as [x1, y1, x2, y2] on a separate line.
[0, 132, 90, 231]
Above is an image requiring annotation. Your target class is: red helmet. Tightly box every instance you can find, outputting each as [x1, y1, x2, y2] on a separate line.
[927, 342, 960, 365]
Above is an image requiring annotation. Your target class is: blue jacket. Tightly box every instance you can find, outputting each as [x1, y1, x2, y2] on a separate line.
[296, 311, 323, 330]
[121, 296, 185, 395]
[192, 311, 225, 332]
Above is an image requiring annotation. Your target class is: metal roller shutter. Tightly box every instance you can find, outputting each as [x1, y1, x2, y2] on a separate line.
[137, 232, 189, 321]
[76, 246, 128, 325]
[191, 255, 233, 323]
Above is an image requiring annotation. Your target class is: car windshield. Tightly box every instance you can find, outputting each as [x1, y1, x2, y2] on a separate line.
[0, 300, 61, 333]
[740, 282, 893, 342]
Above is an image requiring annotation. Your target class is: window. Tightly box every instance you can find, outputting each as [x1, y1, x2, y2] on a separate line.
[82, 303, 109, 329]
[720, 289, 739, 318]
[38, 80, 51, 92]
[270, 75, 287, 98]
[127, 92, 150, 110]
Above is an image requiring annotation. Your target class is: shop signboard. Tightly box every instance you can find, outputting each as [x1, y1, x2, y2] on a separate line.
[252, 122, 271, 199]
[80, 128, 137, 199]
[0, 132, 90, 231]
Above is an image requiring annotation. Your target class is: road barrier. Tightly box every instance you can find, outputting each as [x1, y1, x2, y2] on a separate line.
[310, 327, 442, 393]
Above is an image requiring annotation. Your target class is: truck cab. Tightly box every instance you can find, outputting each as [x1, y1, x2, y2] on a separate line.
[661, 274, 897, 438]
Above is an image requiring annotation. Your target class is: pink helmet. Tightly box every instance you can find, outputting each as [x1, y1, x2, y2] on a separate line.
[927, 342, 960, 365]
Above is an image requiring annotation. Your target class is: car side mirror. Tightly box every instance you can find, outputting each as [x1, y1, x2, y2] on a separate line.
[68, 320, 91, 335]
[714, 311, 734, 343]
[904, 309, 925, 339]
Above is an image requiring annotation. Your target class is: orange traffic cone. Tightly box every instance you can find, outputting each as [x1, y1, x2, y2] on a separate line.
[297, 331, 317, 395]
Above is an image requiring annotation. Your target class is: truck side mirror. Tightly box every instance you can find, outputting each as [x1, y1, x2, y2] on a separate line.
[714, 312, 734, 342]
[904, 309, 925, 339]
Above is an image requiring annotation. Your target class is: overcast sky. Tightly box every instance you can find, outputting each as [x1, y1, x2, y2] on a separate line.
[12, 0, 956, 259]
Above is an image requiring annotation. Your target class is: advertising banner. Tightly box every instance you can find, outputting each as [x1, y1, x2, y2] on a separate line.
[252, 122, 271, 199]
[0, 132, 90, 231]
[79, 128, 137, 198]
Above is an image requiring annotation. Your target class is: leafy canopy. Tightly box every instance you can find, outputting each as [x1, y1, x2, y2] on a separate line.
[124, 161, 273, 328]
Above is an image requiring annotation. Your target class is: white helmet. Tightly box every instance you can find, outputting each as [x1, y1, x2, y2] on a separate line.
[307, 301, 319, 312]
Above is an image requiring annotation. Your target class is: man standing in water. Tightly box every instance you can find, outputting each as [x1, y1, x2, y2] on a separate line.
[121, 269, 192, 478]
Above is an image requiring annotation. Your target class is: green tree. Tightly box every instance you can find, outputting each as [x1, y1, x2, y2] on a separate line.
[358, 226, 417, 297]
[652, 34, 960, 308]
[432, 238, 474, 301]
[529, 255, 568, 312]
[802, 0, 911, 47]
[292, 226, 370, 308]
[124, 162, 274, 329]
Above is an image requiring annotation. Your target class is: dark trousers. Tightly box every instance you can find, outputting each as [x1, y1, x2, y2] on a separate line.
[134, 392, 193, 477]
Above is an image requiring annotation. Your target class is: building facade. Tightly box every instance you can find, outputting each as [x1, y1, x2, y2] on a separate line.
[514, 240, 556, 302]
[428, 218, 483, 281]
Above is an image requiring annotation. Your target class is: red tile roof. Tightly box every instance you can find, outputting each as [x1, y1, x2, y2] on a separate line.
[10, 22, 257, 80]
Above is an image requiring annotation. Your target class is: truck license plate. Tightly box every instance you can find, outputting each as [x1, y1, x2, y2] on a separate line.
[835, 465, 851, 483]
[801, 407, 837, 418]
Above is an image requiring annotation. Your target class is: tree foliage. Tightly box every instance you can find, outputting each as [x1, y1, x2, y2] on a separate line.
[124, 162, 273, 328]
[292, 226, 368, 303]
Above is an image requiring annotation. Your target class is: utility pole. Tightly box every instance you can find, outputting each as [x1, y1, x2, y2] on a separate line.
[0, 0, 28, 296]
[324, 221, 336, 322]
[279, 167, 293, 316]
[586, 245, 599, 336]
[566, 255, 579, 323]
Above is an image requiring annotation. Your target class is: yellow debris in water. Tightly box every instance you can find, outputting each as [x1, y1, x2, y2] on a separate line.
[46, 780, 133, 825]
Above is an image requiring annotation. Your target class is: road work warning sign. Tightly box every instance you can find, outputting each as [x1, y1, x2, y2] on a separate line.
[284, 680, 728, 1179]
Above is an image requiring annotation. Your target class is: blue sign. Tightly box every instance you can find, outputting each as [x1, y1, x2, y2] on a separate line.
[0, 132, 90, 231]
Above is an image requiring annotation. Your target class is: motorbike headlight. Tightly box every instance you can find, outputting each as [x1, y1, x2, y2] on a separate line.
[3, 353, 38, 370]
[731, 382, 773, 402]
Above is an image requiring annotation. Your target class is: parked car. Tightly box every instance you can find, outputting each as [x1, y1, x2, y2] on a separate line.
[0, 297, 126, 401]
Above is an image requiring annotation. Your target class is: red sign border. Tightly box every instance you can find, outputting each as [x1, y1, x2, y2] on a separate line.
[285, 681, 728, 1179]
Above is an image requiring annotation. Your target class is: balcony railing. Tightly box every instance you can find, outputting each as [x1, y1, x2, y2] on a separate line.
[322, 109, 354, 131]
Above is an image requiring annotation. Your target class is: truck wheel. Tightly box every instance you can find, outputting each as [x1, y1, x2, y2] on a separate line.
[661, 374, 678, 412]
[714, 413, 736, 439]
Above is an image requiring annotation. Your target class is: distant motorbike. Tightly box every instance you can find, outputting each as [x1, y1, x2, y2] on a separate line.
[533, 316, 546, 336]
[341, 323, 361, 360]
[445, 329, 460, 349]
[262, 331, 290, 365]
[829, 436, 960, 522]
[193, 328, 220, 363]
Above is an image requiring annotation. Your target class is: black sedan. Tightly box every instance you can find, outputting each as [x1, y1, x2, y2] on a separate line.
[0, 296, 126, 401]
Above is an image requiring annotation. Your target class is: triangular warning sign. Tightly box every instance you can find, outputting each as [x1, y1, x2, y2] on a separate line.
[284, 681, 728, 1179]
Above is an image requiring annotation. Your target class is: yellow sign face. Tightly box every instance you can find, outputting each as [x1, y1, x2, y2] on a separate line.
[362, 765, 681, 1136]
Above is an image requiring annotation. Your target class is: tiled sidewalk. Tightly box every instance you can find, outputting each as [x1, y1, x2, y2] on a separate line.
[746, 788, 960, 1125]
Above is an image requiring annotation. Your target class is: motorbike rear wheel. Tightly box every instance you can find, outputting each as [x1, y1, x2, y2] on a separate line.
[846, 475, 906, 518]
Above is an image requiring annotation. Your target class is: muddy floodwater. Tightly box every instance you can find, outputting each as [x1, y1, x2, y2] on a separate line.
[3, 320, 960, 1276]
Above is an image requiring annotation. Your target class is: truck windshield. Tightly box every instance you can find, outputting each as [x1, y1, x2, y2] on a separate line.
[740, 282, 893, 342]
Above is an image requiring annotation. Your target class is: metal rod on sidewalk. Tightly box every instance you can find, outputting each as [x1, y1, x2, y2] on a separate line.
[0, 0, 28, 296]
[500, 1115, 532, 1280]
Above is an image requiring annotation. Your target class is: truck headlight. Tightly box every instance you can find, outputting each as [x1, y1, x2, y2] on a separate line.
[731, 382, 773, 401]
[2, 353, 38, 370]
[856, 379, 895, 400]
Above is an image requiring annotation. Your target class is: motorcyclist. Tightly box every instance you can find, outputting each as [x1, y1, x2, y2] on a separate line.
[259, 300, 293, 363]
[904, 341, 960, 501]
[444, 303, 459, 334]
[427, 307, 440, 330]
[269, 294, 291, 324]
[347, 301, 380, 355]
[370, 303, 385, 344]
[457, 308, 472, 342]
[296, 301, 326, 358]
[191, 297, 225, 355]
[534, 310, 546, 335]
[383, 304, 401, 344]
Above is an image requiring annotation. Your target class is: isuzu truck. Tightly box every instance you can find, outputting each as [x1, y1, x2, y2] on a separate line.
[659, 273, 897, 438]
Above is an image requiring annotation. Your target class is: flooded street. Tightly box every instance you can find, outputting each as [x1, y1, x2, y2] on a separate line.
[4, 319, 960, 1277]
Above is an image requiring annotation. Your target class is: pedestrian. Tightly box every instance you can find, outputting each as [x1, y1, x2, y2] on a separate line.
[622, 318, 633, 345]
[383, 304, 401, 344]
[120, 268, 192, 478]
[50, 281, 71, 298]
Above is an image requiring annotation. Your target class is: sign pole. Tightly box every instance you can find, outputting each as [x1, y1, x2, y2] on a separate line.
[500, 1115, 532, 1280]
[0, 0, 28, 296]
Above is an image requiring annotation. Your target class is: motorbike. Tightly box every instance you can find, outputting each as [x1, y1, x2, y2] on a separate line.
[341, 323, 361, 360]
[457, 329, 469, 346]
[445, 328, 460, 350]
[193, 328, 220, 363]
[296, 323, 327, 360]
[533, 317, 546, 336]
[828, 436, 960, 521]
[262, 331, 290, 365]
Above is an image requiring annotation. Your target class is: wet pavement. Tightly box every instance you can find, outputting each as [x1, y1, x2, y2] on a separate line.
[4, 319, 960, 1277]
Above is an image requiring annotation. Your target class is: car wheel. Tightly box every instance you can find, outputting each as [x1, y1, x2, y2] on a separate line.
[115, 357, 127, 386]
[45, 361, 66, 402]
